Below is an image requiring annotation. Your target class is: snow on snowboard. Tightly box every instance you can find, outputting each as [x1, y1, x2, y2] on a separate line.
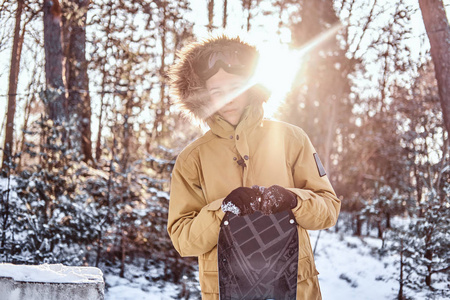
[218, 210, 299, 300]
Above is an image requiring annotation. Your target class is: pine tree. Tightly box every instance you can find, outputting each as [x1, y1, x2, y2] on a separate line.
[9, 116, 97, 264]
[391, 181, 449, 298]
[386, 58, 449, 297]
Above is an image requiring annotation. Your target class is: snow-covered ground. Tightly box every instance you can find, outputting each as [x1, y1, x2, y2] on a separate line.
[105, 274, 178, 300]
[0, 174, 443, 300]
[312, 229, 398, 300]
[0, 227, 443, 299]
[104, 229, 440, 300]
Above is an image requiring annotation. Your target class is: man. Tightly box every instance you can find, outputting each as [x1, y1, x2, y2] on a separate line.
[167, 35, 340, 299]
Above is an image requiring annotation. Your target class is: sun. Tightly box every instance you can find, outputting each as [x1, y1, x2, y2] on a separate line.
[252, 43, 304, 118]
[250, 23, 343, 119]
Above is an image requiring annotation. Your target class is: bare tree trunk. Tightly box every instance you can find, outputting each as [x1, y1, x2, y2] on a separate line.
[323, 97, 336, 174]
[16, 87, 36, 173]
[95, 2, 113, 162]
[1, 115, 6, 150]
[120, 230, 126, 278]
[419, 0, 450, 134]
[355, 214, 362, 236]
[95, 231, 102, 267]
[425, 248, 433, 286]
[223, 0, 228, 28]
[398, 238, 404, 300]
[13, 9, 39, 170]
[43, 0, 67, 123]
[95, 73, 107, 162]
[2, 0, 24, 176]
[424, 229, 433, 287]
[386, 212, 391, 229]
[377, 218, 383, 239]
[150, 3, 167, 150]
[65, 0, 92, 162]
[243, 0, 253, 32]
[207, 0, 214, 32]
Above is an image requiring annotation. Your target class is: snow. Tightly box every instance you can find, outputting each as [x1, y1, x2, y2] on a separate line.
[1, 172, 444, 299]
[101, 228, 446, 300]
[148, 187, 169, 200]
[0, 263, 103, 284]
[311, 229, 448, 300]
[221, 201, 241, 215]
[104, 274, 178, 300]
[311, 230, 398, 300]
[0, 228, 444, 299]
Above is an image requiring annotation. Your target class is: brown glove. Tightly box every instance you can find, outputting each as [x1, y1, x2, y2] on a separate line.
[259, 185, 297, 215]
[221, 187, 260, 216]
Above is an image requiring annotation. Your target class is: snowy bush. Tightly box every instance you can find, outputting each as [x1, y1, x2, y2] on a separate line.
[389, 182, 450, 299]
[0, 116, 198, 298]
[0, 118, 98, 264]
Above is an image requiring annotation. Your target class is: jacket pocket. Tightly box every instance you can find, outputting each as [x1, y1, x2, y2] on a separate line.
[199, 251, 220, 294]
[201, 271, 219, 294]
[297, 256, 319, 282]
[201, 255, 218, 272]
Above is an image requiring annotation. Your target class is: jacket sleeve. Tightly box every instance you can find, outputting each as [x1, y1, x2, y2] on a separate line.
[287, 129, 341, 230]
[167, 154, 225, 257]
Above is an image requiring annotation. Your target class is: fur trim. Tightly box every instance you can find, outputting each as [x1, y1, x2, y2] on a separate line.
[168, 35, 270, 122]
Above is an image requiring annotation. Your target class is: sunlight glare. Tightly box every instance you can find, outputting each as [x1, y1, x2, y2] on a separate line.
[251, 22, 344, 118]
[254, 44, 303, 118]
[196, 23, 344, 120]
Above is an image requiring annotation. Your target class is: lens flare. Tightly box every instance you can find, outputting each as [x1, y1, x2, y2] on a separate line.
[251, 22, 344, 118]
[254, 45, 303, 117]
[195, 23, 343, 120]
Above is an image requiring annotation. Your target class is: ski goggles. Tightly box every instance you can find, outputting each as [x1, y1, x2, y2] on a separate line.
[196, 49, 255, 80]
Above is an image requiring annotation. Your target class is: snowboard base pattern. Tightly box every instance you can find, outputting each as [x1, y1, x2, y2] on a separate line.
[218, 210, 298, 300]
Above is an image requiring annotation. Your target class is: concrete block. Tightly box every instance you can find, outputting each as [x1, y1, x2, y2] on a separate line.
[0, 263, 104, 300]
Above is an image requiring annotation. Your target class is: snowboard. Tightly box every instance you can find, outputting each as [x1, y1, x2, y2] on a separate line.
[218, 210, 299, 300]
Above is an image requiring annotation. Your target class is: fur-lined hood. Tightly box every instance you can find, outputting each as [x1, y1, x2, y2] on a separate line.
[168, 35, 270, 122]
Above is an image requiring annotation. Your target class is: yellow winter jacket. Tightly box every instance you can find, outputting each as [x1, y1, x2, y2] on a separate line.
[167, 104, 341, 299]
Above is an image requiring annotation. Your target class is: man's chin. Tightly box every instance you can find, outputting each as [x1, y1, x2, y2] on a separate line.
[223, 117, 239, 126]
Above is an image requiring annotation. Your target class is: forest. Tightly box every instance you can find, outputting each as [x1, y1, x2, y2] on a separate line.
[0, 0, 449, 299]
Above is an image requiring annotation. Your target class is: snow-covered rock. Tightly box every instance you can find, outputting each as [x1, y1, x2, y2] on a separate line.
[0, 263, 104, 300]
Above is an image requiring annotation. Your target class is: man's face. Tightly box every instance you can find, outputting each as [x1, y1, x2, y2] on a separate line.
[205, 68, 250, 126]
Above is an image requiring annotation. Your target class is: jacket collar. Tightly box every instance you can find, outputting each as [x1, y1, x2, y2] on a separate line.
[206, 104, 264, 138]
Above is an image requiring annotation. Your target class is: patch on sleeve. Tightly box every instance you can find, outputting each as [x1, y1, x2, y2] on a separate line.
[313, 153, 326, 177]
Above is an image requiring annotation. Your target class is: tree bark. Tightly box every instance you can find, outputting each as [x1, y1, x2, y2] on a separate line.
[16, 94, 34, 173]
[207, 0, 214, 32]
[16, 67, 38, 173]
[95, 0, 114, 162]
[355, 214, 362, 236]
[2, 0, 24, 176]
[150, 3, 167, 150]
[398, 239, 404, 300]
[243, 0, 253, 32]
[223, 0, 228, 28]
[95, 67, 107, 162]
[65, 0, 92, 162]
[419, 0, 450, 134]
[43, 0, 67, 123]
